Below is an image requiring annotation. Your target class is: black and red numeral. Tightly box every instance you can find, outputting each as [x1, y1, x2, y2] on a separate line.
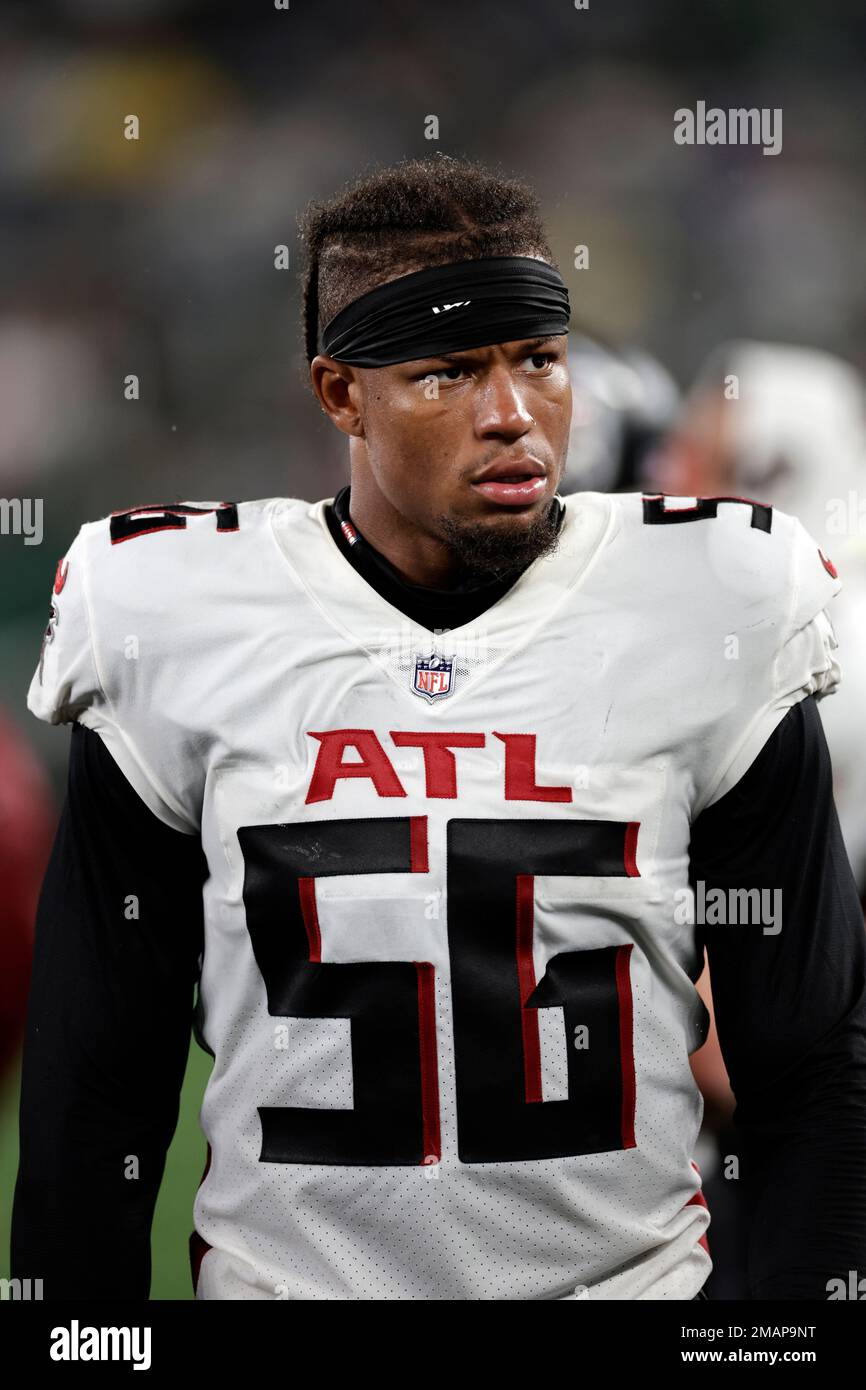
[238, 816, 435, 1166]
[447, 818, 636, 1162]
[238, 815, 639, 1167]
[109, 502, 239, 544]
[642, 493, 772, 532]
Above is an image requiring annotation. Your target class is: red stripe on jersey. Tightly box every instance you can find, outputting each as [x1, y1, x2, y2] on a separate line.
[415, 961, 441, 1163]
[624, 822, 640, 876]
[410, 815, 429, 873]
[616, 944, 637, 1148]
[516, 873, 543, 1104]
[298, 876, 322, 961]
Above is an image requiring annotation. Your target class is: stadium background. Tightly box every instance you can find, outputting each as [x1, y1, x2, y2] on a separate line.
[1, 0, 864, 1299]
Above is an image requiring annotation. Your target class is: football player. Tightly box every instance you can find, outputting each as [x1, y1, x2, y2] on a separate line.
[12, 156, 866, 1300]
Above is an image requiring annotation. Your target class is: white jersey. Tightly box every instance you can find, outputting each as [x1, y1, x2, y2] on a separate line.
[28, 490, 842, 1300]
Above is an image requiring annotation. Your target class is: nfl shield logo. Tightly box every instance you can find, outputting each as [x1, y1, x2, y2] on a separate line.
[412, 652, 455, 703]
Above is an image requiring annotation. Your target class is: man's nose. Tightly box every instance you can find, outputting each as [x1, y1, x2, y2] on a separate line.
[473, 367, 535, 438]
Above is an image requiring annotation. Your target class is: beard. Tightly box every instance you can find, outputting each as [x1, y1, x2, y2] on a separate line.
[432, 498, 562, 585]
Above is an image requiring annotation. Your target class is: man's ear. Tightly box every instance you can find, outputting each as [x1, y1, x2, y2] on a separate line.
[310, 355, 365, 438]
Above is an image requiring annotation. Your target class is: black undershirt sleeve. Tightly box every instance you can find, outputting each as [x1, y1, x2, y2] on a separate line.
[11, 721, 208, 1300]
[689, 694, 866, 1300]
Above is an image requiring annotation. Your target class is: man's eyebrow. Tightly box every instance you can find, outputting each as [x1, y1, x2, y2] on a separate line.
[426, 336, 566, 365]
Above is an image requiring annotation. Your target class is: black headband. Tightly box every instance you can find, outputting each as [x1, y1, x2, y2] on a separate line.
[319, 255, 571, 367]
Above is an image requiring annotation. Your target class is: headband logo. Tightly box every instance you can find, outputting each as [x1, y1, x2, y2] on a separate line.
[431, 300, 471, 315]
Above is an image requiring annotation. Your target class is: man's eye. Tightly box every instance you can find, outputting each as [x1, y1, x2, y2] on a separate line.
[418, 354, 556, 384]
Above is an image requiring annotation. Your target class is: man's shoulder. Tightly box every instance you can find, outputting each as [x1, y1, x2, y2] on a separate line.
[596, 490, 842, 629]
[26, 495, 319, 830]
[78, 495, 288, 589]
[604, 488, 797, 574]
[27, 496, 311, 727]
[68, 494, 330, 629]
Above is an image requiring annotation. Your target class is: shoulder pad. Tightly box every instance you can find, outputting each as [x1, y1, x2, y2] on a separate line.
[26, 499, 273, 831]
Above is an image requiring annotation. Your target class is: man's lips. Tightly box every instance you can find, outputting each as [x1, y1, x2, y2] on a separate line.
[472, 477, 548, 505]
[470, 456, 549, 507]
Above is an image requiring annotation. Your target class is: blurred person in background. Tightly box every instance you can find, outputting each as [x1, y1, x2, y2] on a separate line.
[650, 343, 866, 903]
[561, 337, 680, 498]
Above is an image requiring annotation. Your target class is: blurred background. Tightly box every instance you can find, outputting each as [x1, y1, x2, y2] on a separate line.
[1, 0, 864, 1299]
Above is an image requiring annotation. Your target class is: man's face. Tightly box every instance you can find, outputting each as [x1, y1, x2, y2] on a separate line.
[360, 334, 571, 527]
[312, 333, 572, 578]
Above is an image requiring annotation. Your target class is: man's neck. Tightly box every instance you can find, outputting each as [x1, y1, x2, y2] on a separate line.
[324, 485, 563, 632]
[345, 473, 468, 587]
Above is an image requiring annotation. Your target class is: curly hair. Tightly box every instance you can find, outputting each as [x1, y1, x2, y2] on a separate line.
[297, 154, 557, 371]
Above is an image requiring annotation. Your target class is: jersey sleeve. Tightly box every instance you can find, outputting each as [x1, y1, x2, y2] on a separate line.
[26, 522, 198, 834]
[699, 516, 843, 812]
[27, 527, 101, 725]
